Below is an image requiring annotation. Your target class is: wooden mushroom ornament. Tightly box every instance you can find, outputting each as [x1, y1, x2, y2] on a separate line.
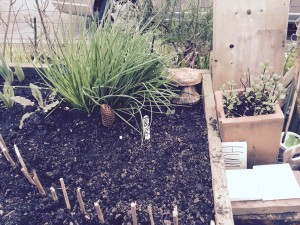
[168, 68, 202, 105]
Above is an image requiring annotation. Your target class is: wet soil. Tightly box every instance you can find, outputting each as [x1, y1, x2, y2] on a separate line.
[0, 75, 214, 225]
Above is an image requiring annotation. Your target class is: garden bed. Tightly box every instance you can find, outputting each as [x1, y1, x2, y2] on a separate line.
[0, 74, 214, 224]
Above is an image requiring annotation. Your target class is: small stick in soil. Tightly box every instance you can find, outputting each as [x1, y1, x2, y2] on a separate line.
[76, 188, 86, 214]
[14, 144, 28, 172]
[94, 202, 105, 224]
[0, 134, 7, 149]
[59, 178, 71, 210]
[131, 202, 138, 225]
[32, 170, 46, 196]
[0, 136, 15, 166]
[173, 206, 179, 225]
[210, 220, 215, 225]
[1, 147, 16, 167]
[50, 187, 58, 201]
[21, 168, 35, 185]
[147, 204, 155, 225]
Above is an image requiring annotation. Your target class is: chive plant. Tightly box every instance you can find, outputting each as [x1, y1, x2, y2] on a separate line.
[34, 7, 177, 131]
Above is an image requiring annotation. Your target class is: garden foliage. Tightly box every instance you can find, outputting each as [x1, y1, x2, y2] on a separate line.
[221, 62, 286, 118]
[34, 8, 177, 130]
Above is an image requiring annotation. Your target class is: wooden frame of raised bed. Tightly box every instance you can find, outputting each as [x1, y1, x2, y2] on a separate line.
[7, 64, 235, 224]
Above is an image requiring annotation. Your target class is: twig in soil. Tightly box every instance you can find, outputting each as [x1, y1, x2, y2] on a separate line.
[173, 206, 179, 225]
[76, 188, 86, 214]
[1, 146, 16, 167]
[0, 135, 15, 167]
[21, 168, 35, 185]
[14, 144, 28, 172]
[94, 202, 105, 224]
[50, 187, 58, 201]
[131, 202, 138, 225]
[147, 204, 155, 225]
[33, 170, 46, 196]
[60, 178, 71, 210]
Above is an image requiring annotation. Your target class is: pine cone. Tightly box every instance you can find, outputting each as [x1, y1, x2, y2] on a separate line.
[100, 104, 116, 127]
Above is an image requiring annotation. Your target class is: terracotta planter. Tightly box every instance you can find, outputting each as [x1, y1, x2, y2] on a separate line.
[215, 90, 284, 166]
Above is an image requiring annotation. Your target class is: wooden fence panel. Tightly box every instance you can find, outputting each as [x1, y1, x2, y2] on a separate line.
[212, 0, 289, 91]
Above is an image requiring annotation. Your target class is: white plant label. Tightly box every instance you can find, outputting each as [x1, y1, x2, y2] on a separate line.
[222, 142, 247, 169]
[143, 115, 150, 140]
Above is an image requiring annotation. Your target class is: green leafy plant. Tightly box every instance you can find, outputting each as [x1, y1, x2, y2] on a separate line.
[12, 83, 59, 113]
[0, 82, 15, 108]
[0, 54, 26, 108]
[221, 62, 286, 118]
[34, 11, 177, 131]
[159, 0, 213, 68]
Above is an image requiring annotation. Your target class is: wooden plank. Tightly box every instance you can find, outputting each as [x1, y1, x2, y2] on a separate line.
[212, 0, 289, 91]
[202, 73, 234, 225]
[234, 212, 300, 222]
[232, 171, 300, 215]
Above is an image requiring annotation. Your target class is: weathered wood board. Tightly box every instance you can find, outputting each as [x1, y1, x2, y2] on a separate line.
[202, 73, 234, 225]
[212, 0, 289, 91]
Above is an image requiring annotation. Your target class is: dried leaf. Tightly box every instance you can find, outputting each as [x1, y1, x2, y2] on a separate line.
[19, 112, 34, 129]
[11, 96, 34, 107]
[43, 100, 59, 112]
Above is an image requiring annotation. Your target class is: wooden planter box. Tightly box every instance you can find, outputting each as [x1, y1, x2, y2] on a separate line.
[214, 90, 284, 166]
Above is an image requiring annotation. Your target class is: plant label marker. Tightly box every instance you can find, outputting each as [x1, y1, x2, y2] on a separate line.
[131, 202, 138, 225]
[143, 115, 151, 140]
[173, 206, 179, 225]
[76, 188, 86, 214]
[59, 178, 71, 210]
[147, 204, 155, 225]
[94, 202, 105, 224]
[21, 168, 35, 185]
[32, 170, 46, 196]
[210, 220, 215, 225]
[14, 144, 28, 172]
[50, 187, 58, 201]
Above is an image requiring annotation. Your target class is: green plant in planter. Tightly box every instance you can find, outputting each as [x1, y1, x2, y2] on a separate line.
[221, 62, 286, 118]
[34, 11, 177, 131]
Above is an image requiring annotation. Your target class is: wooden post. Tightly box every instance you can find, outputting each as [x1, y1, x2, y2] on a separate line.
[94, 202, 105, 224]
[14, 144, 28, 172]
[173, 206, 179, 225]
[131, 202, 138, 225]
[147, 204, 155, 225]
[50, 187, 58, 201]
[21, 168, 35, 185]
[59, 178, 71, 210]
[76, 188, 86, 214]
[32, 170, 46, 196]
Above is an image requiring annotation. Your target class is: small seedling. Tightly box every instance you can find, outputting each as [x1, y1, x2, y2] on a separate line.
[0, 82, 15, 108]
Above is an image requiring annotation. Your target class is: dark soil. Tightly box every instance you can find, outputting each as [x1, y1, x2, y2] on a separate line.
[0, 75, 214, 225]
